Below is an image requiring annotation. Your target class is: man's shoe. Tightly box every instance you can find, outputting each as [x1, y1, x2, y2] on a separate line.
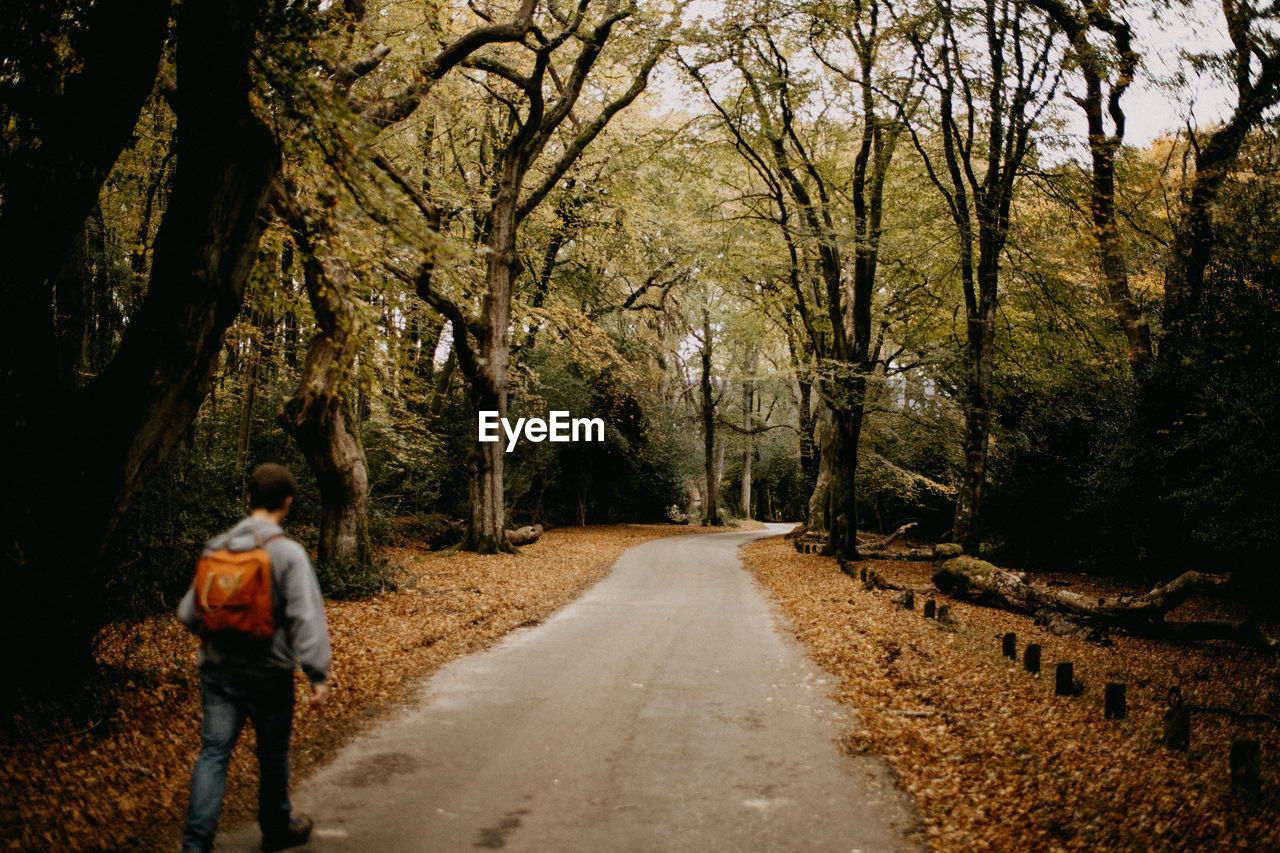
[261, 815, 314, 852]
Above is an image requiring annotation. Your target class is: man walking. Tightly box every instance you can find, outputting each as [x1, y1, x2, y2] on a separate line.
[178, 463, 332, 853]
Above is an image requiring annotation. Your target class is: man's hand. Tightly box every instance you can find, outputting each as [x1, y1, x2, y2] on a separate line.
[309, 681, 331, 710]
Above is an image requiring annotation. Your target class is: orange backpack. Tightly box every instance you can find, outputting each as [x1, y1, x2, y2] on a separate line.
[194, 532, 284, 640]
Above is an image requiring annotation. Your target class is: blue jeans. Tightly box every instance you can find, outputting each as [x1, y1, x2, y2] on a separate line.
[182, 668, 295, 852]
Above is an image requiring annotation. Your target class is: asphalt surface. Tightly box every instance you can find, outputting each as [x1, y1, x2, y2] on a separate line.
[221, 524, 922, 852]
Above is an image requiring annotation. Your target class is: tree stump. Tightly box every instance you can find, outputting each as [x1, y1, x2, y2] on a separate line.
[1230, 739, 1261, 796]
[923, 599, 936, 619]
[895, 589, 915, 610]
[1024, 644, 1041, 674]
[1105, 683, 1127, 719]
[1002, 632, 1017, 659]
[936, 605, 954, 626]
[1055, 662, 1076, 696]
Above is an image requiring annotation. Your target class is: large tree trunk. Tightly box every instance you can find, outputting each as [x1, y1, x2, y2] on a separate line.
[276, 238, 373, 572]
[806, 393, 865, 558]
[806, 402, 834, 537]
[464, 400, 510, 553]
[459, 203, 517, 553]
[280, 392, 372, 570]
[0, 0, 281, 696]
[953, 230, 999, 554]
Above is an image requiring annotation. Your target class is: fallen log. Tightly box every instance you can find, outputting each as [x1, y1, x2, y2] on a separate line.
[862, 547, 936, 562]
[506, 524, 544, 547]
[863, 541, 960, 562]
[932, 555, 1276, 649]
[861, 522, 919, 553]
[933, 555, 1221, 621]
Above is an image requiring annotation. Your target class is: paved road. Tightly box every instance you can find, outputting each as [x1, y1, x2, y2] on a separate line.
[222, 524, 922, 852]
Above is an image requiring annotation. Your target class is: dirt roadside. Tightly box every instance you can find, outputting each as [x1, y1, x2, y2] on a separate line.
[743, 536, 1280, 851]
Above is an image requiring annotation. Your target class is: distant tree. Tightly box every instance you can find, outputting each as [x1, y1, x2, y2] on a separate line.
[1026, 0, 1152, 367]
[387, 0, 672, 551]
[682, 0, 910, 557]
[1160, 0, 1280, 354]
[898, 0, 1062, 553]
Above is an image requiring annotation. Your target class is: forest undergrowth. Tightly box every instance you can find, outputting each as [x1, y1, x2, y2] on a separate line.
[0, 523, 746, 852]
[744, 536, 1280, 851]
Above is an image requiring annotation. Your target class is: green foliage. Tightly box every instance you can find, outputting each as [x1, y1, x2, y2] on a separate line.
[983, 146, 1280, 589]
[508, 330, 685, 525]
[311, 555, 397, 600]
[1117, 171, 1280, 584]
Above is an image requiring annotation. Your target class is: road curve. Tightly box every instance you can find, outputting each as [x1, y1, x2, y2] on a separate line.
[221, 524, 922, 852]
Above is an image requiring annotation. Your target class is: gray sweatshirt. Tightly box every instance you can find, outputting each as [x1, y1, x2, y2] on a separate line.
[178, 516, 331, 685]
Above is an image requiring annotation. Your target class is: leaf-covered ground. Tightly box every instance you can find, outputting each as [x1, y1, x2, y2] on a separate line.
[742, 536, 1280, 851]
[0, 523, 743, 853]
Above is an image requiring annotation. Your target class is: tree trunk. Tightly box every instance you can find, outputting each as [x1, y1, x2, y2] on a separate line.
[1160, 27, 1280, 353]
[277, 242, 373, 572]
[235, 327, 260, 476]
[281, 391, 372, 570]
[807, 397, 864, 558]
[701, 310, 722, 526]
[797, 377, 819, 501]
[0, 0, 281, 696]
[932, 555, 1277, 647]
[953, 237, 998, 555]
[506, 524, 544, 546]
[933, 554, 1227, 621]
[740, 380, 754, 519]
[1027, 0, 1151, 367]
[464, 404, 510, 552]
[460, 194, 517, 552]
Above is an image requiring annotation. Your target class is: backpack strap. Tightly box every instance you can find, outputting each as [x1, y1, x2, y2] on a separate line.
[247, 528, 287, 550]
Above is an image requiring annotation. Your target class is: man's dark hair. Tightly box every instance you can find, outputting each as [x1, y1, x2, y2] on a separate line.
[248, 463, 297, 510]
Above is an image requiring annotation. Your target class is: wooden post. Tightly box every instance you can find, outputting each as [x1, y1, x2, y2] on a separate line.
[1105, 683, 1126, 719]
[1055, 662, 1075, 696]
[1230, 739, 1261, 796]
[901, 590, 915, 610]
[937, 605, 953, 625]
[1002, 632, 1016, 659]
[1024, 644, 1041, 674]
[1163, 710, 1191, 749]
[1162, 687, 1190, 750]
[923, 599, 936, 619]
